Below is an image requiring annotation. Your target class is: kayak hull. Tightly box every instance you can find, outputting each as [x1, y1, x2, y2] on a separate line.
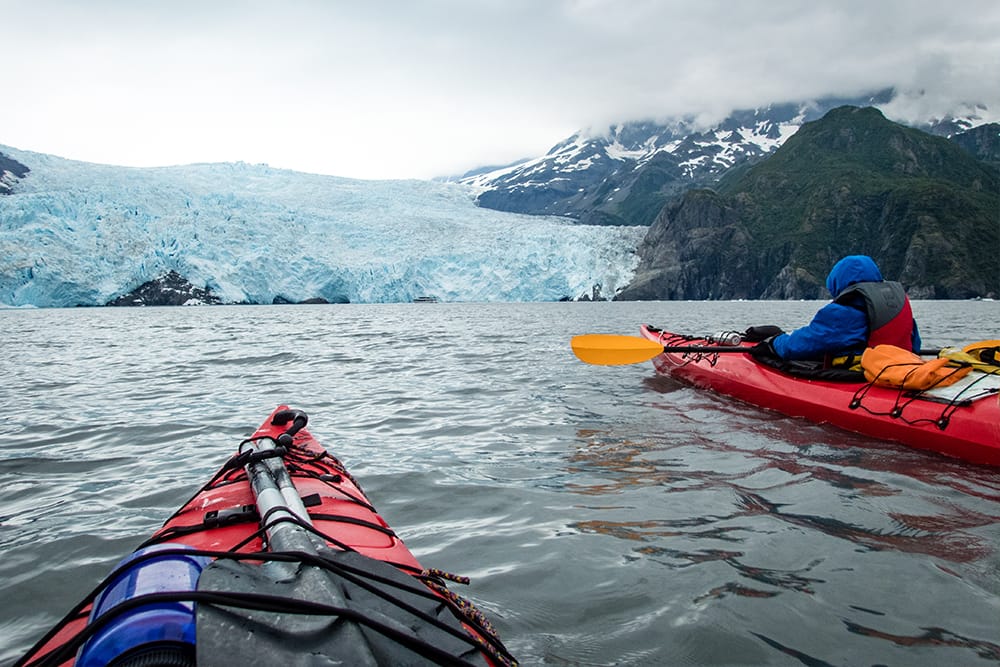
[640, 326, 1000, 467]
[19, 406, 512, 667]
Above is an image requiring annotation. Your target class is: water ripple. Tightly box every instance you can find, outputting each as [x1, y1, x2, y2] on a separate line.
[2, 301, 998, 666]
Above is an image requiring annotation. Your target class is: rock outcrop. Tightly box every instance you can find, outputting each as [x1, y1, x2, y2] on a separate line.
[106, 271, 222, 306]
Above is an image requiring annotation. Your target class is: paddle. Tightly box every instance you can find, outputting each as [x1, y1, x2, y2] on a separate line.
[571, 333, 944, 366]
[571, 334, 752, 366]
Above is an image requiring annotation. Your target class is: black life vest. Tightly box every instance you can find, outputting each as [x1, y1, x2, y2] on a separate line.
[834, 280, 915, 351]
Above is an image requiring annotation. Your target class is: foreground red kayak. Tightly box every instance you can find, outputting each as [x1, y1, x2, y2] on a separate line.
[18, 407, 516, 667]
[634, 326, 1000, 467]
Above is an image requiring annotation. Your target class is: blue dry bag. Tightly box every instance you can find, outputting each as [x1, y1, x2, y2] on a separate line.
[76, 544, 210, 667]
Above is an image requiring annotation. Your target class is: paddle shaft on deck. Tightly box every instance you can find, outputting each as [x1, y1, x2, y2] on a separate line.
[242, 436, 381, 667]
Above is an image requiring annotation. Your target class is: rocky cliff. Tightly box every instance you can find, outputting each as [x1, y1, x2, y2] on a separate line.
[950, 122, 1000, 172]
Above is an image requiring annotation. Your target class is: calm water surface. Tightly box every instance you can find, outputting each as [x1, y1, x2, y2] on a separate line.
[1, 301, 998, 666]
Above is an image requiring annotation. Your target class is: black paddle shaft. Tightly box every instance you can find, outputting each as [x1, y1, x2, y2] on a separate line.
[658, 344, 942, 355]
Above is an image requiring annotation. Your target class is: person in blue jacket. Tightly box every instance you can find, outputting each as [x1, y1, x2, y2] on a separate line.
[766, 255, 921, 363]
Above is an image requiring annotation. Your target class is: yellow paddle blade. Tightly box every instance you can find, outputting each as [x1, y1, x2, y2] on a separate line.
[570, 334, 665, 366]
[962, 339, 1000, 354]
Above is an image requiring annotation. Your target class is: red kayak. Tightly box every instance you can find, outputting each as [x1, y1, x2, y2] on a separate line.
[639, 325, 1000, 467]
[17, 406, 516, 667]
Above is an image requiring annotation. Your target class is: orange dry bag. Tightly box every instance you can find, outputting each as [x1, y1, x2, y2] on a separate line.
[861, 345, 972, 390]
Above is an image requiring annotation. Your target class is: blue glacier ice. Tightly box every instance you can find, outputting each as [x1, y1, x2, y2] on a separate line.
[0, 146, 644, 307]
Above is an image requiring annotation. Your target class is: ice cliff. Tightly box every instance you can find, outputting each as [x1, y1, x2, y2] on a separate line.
[0, 146, 643, 307]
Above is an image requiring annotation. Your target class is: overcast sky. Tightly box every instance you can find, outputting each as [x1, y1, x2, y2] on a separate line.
[4, 0, 999, 180]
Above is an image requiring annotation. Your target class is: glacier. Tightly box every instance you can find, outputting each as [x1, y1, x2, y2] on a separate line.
[0, 146, 645, 307]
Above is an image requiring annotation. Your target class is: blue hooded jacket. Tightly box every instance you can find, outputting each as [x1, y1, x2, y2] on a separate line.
[771, 255, 920, 361]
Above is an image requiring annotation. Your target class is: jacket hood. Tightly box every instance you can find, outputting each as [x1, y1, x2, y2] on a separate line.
[826, 255, 883, 297]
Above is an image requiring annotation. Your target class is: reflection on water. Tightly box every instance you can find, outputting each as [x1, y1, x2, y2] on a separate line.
[560, 403, 1000, 663]
[566, 425, 996, 563]
[734, 491, 993, 562]
[842, 623, 1000, 660]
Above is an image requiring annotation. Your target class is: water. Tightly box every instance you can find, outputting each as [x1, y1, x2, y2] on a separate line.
[1, 301, 998, 666]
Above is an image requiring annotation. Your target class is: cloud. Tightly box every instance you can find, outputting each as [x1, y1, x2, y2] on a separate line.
[3, 0, 998, 179]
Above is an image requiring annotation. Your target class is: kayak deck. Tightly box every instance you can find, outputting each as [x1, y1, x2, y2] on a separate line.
[640, 325, 1000, 467]
[18, 406, 515, 667]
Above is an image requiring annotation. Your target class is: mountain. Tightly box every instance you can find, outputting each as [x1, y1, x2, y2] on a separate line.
[0, 147, 644, 307]
[949, 122, 1000, 171]
[615, 106, 1000, 301]
[461, 90, 996, 228]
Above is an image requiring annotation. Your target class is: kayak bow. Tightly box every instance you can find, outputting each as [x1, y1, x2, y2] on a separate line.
[18, 407, 516, 667]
